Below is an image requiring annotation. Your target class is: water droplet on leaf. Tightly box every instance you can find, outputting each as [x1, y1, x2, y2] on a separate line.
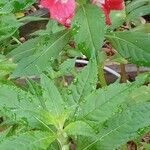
[102, 120, 108, 129]
[137, 128, 146, 135]
[116, 105, 123, 114]
[67, 89, 72, 95]
[73, 78, 78, 84]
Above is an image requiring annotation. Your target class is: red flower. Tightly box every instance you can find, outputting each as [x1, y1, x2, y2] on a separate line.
[93, 0, 124, 25]
[40, 0, 76, 27]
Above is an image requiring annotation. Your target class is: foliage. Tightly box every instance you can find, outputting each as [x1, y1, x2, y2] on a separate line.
[0, 61, 150, 150]
[0, 0, 36, 14]
[0, 0, 150, 149]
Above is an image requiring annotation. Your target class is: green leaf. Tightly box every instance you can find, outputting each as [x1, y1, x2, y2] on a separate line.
[26, 78, 42, 98]
[109, 10, 126, 30]
[0, 55, 16, 78]
[135, 72, 150, 85]
[0, 14, 22, 42]
[18, 16, 49, 24]
[75, 80, 150, 150]
[76, 81, 150, 126]
[66, 60, 97, 106]
[132, 23, 150, 33]
[0, 127, 12, 142]
[25, 78, 48, 111]
[44, 59, 75, 79]
[0, 77, 65, 129]
[0, 0, 14, 14]
[129, 85, 150, 103]
[7, 37, 40, 62]
[64, 121, 95, 137]
[126, 0, 150, 14]
[73, 4, 106, 58]
[0, 0, 36, 14]
[76, 83, 135, 123]
[0, 131, 55, 150]
[0, 84, 39, 110]
[0, 83, 43, 127]
[144, 143, 150, 149]
[106, 31, 150, 66]
[10, 30, 72, 77]
[126, 0, 150, 21]
[32, 20, 65, 36]
[58, 58, 76, 76]
[41, 74, 65, 119]
[128, 5, 150, 21]
[82, 103, 150, 150]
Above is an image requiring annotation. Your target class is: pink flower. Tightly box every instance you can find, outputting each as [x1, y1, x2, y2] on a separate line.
[40, 0, 76, 27]
[93, 0, 124, 25]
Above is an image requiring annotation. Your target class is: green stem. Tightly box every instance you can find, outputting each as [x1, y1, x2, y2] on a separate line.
[95, 51, 107, 87]
[58, 132, 70, 150]
[121, 144, 127, 150]
[97, 63, 107, 87]
[12, 36, 22, 45]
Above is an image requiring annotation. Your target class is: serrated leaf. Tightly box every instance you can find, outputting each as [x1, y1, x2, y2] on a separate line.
[64, 121, 95, 137]
[0, 80, 65, 129]
[0, 131, 55, 150]
[0, 0, 13, 14]
[0, 14, 22, 42]
[129, 85, 150, 103]
[26, 78, 42, 98]
[77, 80, 150, 124]
[7, 37, 41, 62]
[10, 30, 72, 77]
[106, 31, 150, 66]
[126, 0, 150, 21]
[135, 72, 150, 85]
[41, 74, 64, 119]
[76, 83, 133, 123]
[75, 79, 150, 150]
[82, 103, 150, 150]
[126, 0, 150, 14]
[66, 60, 97, 106]
[128, 5, 150, 21]
[58, 58, 76, 76]
[0, 83, 43, 127]
[73, 4, 106, 58]
[46, 59, 76, 79]
[25, 78, 48, 111]
[0, 84, 39, 110]
[0, 0, 36, 14]
[132, 23, 150, 33]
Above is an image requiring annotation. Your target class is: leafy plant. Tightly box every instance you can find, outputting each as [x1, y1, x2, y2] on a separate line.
[0, 0, 150, 149]
[0, 61, 150, 150]
[0, 0, 36, 14]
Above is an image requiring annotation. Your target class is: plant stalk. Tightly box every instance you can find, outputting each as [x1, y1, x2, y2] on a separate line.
[120, 64, 127, 83]
[58, 132, 70, 150]
[12, 36, 22, 45]
[121, 144, 127, 150]
[95, 51, 107, 87]
[97, 63, 107, 87]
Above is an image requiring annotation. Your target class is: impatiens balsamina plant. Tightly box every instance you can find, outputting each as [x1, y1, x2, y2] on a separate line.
[0, 62, 150, 150]
[0, 0, 150, 150]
